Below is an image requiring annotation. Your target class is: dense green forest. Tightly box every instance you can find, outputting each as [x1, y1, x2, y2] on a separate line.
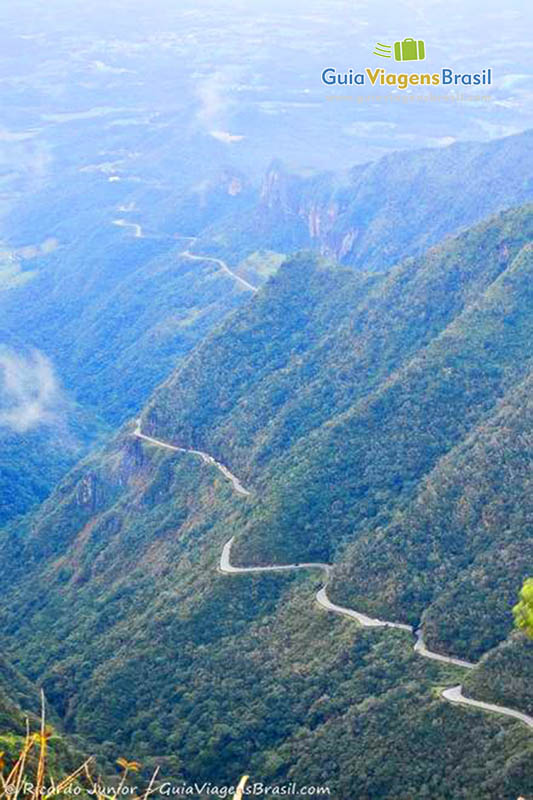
[465, 636, 533, 715]
[1, 205, 532, 798]
[0, 431, 531, 798]
[1, 130, 532, 525]
[0, 243, 257, 523]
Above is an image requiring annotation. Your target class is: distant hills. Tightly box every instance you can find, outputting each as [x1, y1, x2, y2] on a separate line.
[1, 129, 532, 524]
[195, 129, 533, 268]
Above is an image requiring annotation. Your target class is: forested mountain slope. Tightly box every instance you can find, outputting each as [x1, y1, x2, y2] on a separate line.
[0, 400, 106, 526]
[145, 206, 532, 505]
[2, 129, 532, 525]
[0, 655, 41, 731]
[0, 205, 532, 798]
[0, 239, 256, 522]
[144, 202, 533, 677]
[0, 425, 531, 799]
[196, 130, 533, 268]
[0, 237, 255, 427]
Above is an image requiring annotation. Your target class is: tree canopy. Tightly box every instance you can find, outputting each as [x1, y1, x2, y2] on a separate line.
[513, 579, 533, 638]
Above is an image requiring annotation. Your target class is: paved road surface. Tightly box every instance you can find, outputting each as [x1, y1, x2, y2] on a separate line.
[134, 425, 250, 496]
[414, 629, 475, 669]
[112, 219, 143, 238]
[134, 424, 533, 731]
[316, 586, 412, 630]
[219, 537, 533, 729]
[110, 223, 257, 293]
[442, 685, 533, 729]
[220, 536, 329, 575]
[181, 250, 258, 293]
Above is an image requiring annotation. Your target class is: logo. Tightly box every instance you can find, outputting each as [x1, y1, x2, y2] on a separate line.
[322, 36, 492, 89]
[374, 38, 426, 61]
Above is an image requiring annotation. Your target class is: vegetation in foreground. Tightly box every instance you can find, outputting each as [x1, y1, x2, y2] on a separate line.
[0, 693, 250, 800]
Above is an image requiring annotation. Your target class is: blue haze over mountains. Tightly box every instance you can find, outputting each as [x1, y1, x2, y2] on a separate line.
[0, 0, 532, 522]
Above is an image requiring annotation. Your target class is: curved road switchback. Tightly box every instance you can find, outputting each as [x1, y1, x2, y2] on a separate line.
[110, 220, 257, 292]
[316, 586, 412, 630]
[442, 685, 533, 729]
[112, 219, 144, 238]
[181, 250, 258, 293]
[133, 424, 533, 731]
[220, 536, 329, 576]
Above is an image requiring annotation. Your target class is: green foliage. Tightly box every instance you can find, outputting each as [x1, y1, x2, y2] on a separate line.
[237, 251, 286, 283]
[0, 436, 532, 798]
[464, 635, 533, 716]
[2, 131, 532, 528]
[2, 205, 533, 797]
[0, 403, 108, 527]
[514, 579, 533, 638]
[0, 240, 255, 523]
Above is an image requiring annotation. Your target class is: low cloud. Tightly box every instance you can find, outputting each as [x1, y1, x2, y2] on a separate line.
[196, 70, 232, 128]
[194, 69, 246, 145]
[210, 130, 244, 144]
[194, 67, 246, 141]
[90, 60, 135, 75]
[0, 349, 62, 433]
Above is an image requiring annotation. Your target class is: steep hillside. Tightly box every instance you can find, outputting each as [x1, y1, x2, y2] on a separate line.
[333, 367, 533, 657]
[0, 240, 258, 521]
[464, 635, 533, 717]
[0, 429, 531, 799]
[0, 655, 41, 731]
[1, 205, 532, 797]
[0, 392, 108, 526]
[0, 157, 259, 524]
[144, 206, 532, 510]
[144, 204, 533, 680]
[0, 654, 97, 781]
[2, 129, 532, 525]
[0, 238, 257, 427]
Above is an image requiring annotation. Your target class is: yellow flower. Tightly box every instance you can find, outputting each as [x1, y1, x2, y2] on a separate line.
[116, 758, 141, 772]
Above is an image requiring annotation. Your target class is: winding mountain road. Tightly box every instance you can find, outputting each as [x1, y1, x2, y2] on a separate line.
[442, 685, 533, 729]
[220, 537, 329, 576]
[133, 424, 533, 731]
[111, 221, 257, 292]
[316, 585, 412, 630]
[180, 250, 258, 293]
[134, 425, 250, 496]
[414, 629, 475, 669]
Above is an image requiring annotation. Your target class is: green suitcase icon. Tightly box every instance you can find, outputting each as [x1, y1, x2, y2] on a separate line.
[394, 38, 425, 61]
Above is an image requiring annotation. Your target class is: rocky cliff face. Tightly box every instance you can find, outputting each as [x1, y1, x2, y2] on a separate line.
[228, 130, 533, 270]
[141, 204, 533, 663]
[258, 162, 355, 260]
